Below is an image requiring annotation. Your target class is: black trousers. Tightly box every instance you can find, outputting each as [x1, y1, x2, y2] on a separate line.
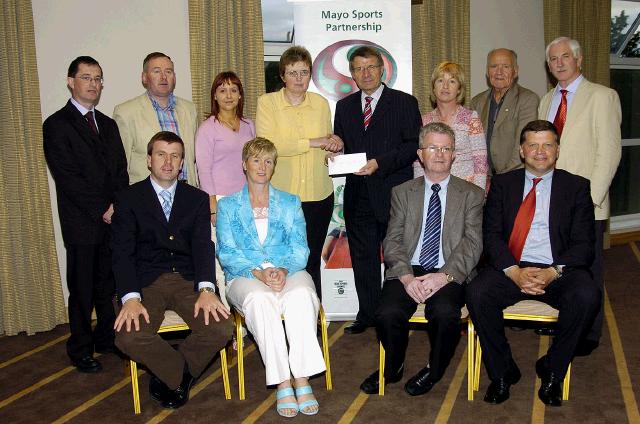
[466, 265, 601, 381]
[586, 219, 605, 342]
[375, 266, 465, 382]
[301, 193, 334, 300]
[344, 181, 387, 325]
[65, 234, 116, 361]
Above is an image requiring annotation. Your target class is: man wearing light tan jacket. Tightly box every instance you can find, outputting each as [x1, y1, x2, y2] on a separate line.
[539, 36, 621, 353]
[114, 52, 198, 186]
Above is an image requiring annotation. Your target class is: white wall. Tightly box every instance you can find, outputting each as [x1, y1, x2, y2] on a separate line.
[32, 0, 192, 300]
[470, 0, 547, 98]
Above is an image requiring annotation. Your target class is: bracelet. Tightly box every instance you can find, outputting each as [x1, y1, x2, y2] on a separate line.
[210, 212, 216, 215]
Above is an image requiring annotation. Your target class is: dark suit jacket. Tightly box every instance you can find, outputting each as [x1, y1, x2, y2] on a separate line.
[43, 100, 129, 245]
[111, 178, 215, 300]
[483, 168, 595, 272]
[334, 84, 422, 222]
[470, 84, 539, 174]
[384, 176, 485, 283]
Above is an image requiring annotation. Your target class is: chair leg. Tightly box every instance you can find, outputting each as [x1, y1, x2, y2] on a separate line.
[474, 339, 482, 392]
[130, 360, 141, 414]
[467, 320, 474, 400]
[220, 347, 231, 400]
[235, 311, 246, 400]
[319, 307, 332, 391]
[562, 362, 571, 400]
[378, 343, 386, 396]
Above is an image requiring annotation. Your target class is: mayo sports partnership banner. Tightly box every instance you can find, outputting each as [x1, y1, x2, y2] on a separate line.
[293, 0, 412, 321]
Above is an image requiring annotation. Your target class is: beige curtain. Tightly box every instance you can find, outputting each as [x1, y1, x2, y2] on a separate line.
[0, 0, 67, 335]
[412, 0, 470, 113]
[543, 0, 611, 87]
[188, 0, 265, 121]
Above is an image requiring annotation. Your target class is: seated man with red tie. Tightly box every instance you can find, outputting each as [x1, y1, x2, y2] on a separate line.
[466, 119, 600, 406]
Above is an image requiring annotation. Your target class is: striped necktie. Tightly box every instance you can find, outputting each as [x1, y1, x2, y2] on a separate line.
[363, 96, 373, 130]
[159, 190, 172, 221]
[419, 184, 441, 270]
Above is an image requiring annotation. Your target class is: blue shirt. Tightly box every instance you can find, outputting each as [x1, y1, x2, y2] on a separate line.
[410, 175, 450, 268]
[148, 92, 187, 180]
[519, 169, 554, 265]
[546, 74, 584, 122]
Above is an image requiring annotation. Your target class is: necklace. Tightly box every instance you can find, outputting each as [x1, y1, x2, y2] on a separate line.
[217, 115, 239, 132]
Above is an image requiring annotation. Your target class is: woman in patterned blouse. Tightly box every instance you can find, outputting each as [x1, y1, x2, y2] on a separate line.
[416, 62, 488, 190]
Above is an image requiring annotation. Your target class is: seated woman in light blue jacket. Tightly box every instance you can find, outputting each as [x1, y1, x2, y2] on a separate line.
[217, 137, 326, 418]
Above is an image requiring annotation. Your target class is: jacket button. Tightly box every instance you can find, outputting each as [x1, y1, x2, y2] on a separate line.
[172, 266, 176, 272]
[169, 235, 175, 240]
[170, 252, 174, 256]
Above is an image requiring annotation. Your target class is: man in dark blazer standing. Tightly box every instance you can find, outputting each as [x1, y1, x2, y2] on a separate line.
[359, 122, 484, 395]
[466, 120, 600, 406]
[43, 56, 129, 373]
[334, 46, 422, 334]
[112, 131, 230, 409]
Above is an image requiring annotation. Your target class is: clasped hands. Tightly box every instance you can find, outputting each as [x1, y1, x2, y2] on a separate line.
[311, 134, 344, 152]
[400, 272, 448, 304]
[114, 291, 230, 332]
[253, 267, 289, 292]
[506, 266, 558, 295]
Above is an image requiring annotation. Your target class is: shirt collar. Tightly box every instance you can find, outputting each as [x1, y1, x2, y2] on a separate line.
[70, 97, 95, 116]
[554, 74, 583, 95]
[278, 87, 314, 109]
[525, 169, 554, 183]
[361, 83, 384, 103]
[147, 91, 177, 111]
[423, 174, 451, 191]
[149, 176, 178, 197]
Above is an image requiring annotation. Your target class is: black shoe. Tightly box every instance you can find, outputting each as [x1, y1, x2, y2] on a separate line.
[574, 339, 599, 357]
[534, 327, 555, 336]
[359, 365, 404, 394]
[483, 363, 521, 404]
[72, 355, 102, 373]
[161, 370, 195, 409]
[344, 320, 369, 334]
[149, 374, 170, 402]
[535, 356, 562, 406]
[404, 366, 436, 396]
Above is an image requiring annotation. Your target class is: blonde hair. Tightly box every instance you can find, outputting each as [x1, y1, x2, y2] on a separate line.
[242, 137, 278, 165]
[429, 62, 466, 108]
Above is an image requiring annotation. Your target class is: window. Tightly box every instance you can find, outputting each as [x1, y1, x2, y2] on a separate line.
[610, 0, 640, 230]
[262, 0, 294, 92]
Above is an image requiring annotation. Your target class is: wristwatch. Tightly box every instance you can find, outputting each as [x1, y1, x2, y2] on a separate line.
[199, 287, 216, 294]
[552, 265, 563, 280]
[445, 273, 456, 283]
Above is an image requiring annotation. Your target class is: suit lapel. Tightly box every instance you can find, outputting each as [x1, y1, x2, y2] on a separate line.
[140, 94, 163, 133]
[442, 178, 463, 255]
[406, 178, 426, 252]
[143, 178, 169, 226]
[478, 91, 490, 128]
[65, 101, 100, 146]
[367, 85, 390, 132]
[239, 186, 260, 247]
[494, 86, 517, 129]
[563, 79, 590, 137]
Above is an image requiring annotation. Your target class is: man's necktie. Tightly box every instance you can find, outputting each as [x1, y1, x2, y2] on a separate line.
[419, 184, 441, 270]
[159, 190, 172, 221]
[84, 111, 98, 135]
[363, 96, 373, 130]
[508, 178, 542, 261]
[552, 89, 568, 137]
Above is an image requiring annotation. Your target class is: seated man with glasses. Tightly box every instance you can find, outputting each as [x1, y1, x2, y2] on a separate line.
[359, 122, 484, 396]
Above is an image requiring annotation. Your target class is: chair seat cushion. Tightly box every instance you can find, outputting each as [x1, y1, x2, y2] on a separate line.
[504, 300, 559, 318]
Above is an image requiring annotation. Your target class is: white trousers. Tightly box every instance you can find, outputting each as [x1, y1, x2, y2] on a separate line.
[226, 271, 326, 385]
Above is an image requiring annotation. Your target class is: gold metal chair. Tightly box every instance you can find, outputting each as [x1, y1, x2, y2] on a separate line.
[469, 300, 571, 401]
[377, 305, 475, 400]
[233, 305, 332, 400]
[129, 310, 231, 414]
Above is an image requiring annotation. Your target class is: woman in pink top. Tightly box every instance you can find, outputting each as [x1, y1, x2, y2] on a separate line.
[415, 62, 488, 190]
[196, 71, 256, 222]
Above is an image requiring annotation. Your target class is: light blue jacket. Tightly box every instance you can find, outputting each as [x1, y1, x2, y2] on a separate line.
[217, 184, 309, 281]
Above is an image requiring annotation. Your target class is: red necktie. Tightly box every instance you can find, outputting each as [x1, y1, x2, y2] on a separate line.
[363, 96, 373, 130]
[552, 89, 567, 137]
[508, 178, 542, 262]
[84, 111, 98, 135]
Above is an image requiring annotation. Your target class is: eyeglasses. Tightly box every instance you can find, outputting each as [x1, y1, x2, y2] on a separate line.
[76, 75, 104, 85]
[419, 146, 454, 154]
[285, 70, 310, 78]
[352, 64, 382, 74]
